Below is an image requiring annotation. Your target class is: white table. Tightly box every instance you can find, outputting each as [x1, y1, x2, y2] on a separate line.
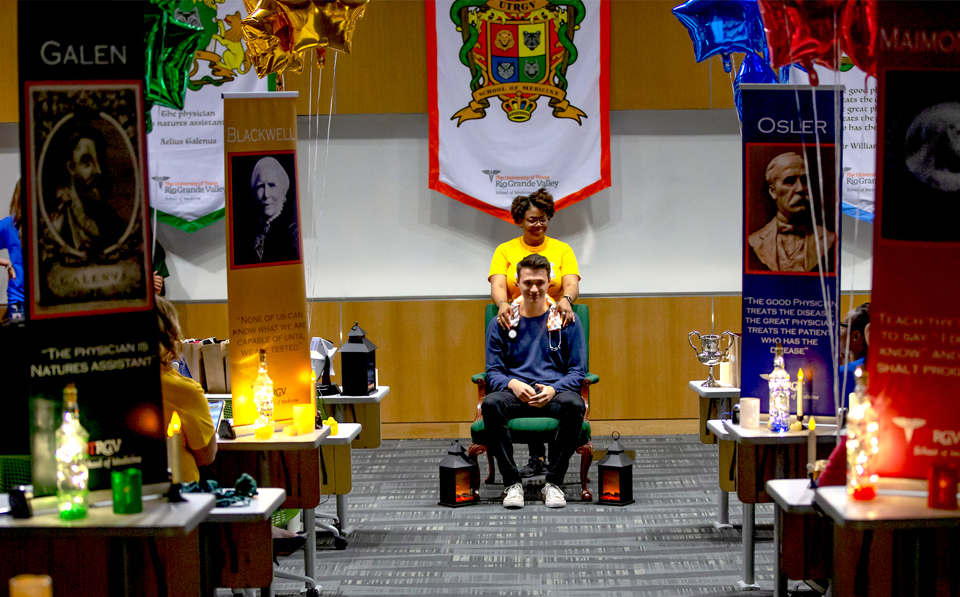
[0, 492, 215, 595]
[320, 386, 389, 449]
[690, 380, 740, 444]
[815, 482, 960, 597]
[706, 419, 735, 529]
[215, 426, 331, 594]
[321, 423, 363, 533]
[766, 478, 824, 597]
[720, 419, 841, 590]
[202, 487, 286, 596]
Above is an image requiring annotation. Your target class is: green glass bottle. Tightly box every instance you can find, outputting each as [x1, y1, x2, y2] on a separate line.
[56, 383, 89, 520]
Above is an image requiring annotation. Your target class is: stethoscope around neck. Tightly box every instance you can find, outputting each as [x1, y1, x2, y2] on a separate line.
[507, 321, 562, 351]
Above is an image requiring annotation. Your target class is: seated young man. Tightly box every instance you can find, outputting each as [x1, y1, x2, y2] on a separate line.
[482, 253, 586, 509]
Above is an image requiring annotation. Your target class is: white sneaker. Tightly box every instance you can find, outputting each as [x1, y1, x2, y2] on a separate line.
[503, 483, 524, 509]
[541, 482, 566, 508]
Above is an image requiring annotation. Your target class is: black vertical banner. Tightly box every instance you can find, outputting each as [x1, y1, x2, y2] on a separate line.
[16, 1, 166, 494]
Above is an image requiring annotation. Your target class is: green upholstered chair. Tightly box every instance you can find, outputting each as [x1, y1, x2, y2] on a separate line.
[468, 303, 600, 501]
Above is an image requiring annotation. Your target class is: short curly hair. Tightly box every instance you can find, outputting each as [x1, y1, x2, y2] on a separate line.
[510, 188, 555, 224]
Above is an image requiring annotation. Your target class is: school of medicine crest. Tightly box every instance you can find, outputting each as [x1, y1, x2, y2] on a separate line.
[450, 0, 587, 125]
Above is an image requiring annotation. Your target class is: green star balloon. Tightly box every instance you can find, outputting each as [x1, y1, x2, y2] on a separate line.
[145, 3, 204, 111]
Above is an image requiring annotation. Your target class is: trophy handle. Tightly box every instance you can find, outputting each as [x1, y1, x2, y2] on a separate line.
[688, 331, 702, 352]
[720, 331, 737, 357]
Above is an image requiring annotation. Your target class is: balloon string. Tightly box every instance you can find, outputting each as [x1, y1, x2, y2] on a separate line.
[727, 55, 742, 134]
[306, 52, 319, 337]
[310, 54, 327, 301]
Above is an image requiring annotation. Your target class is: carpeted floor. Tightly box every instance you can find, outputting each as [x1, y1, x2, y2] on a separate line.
[257, 435, 822, 596]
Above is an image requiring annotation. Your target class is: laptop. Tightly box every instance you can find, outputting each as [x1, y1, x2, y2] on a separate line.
[208, 399, 226, 430]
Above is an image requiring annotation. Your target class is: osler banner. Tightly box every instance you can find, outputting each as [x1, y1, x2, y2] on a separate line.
[739, 84, 842, 419]
[427, 0, 610, 221]
[869, 1, 960, 479]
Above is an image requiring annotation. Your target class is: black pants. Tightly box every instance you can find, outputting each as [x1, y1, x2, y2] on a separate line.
[481, 390, 585, 487]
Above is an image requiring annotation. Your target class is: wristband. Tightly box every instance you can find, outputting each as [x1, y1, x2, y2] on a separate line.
[562, 295, 575, 305]
[498, 300, 509, 306]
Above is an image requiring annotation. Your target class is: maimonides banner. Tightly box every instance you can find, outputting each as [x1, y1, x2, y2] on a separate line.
[18, 1, 166, 493]
[427, 0, 610, 222]
[870, 1, 960, 479]
[147, 0, 271, 232]
[740, 85, 841, 418]
[223, 92, 313, 428]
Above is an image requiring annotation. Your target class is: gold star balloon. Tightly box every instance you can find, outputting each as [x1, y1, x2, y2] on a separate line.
[241, 0, 369, 78]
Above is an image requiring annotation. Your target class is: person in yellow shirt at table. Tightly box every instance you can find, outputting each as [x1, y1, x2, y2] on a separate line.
[156, 296, 217, 483]
[488, 188, 581, 477]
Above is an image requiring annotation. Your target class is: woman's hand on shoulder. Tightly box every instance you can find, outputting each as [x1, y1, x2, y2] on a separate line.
[557, 297, 575, 327]
[497, 301, 512, 329]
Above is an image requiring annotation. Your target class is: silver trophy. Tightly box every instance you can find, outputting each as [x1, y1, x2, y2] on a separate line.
[688, 331, 737, 388]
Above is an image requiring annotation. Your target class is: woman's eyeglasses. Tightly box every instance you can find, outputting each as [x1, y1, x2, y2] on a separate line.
[524, 217, 550, 225]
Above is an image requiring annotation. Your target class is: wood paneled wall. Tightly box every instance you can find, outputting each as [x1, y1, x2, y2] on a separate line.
[175, 293, 868, 438]
[0, 1, 736, 122]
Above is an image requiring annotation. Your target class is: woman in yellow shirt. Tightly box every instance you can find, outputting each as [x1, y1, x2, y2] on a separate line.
[488, 188, 581, 477]
[489, 188, 581, 329]
[156, 297, 217, 484]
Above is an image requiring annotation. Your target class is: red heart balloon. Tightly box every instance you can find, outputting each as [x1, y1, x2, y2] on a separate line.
[759, 0, 844, 86]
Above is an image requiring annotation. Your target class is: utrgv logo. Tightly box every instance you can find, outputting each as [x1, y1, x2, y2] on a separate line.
[933, 430, 960, 447]
[88, 438, 123, 456]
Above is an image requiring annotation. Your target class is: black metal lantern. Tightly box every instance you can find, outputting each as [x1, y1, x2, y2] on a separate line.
[597, 432, 634, 506]
[439, 440, 479, 507]
[340, 322, 377, 396]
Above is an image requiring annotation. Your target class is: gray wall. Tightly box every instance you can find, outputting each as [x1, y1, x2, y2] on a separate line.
[0, 109, 874, 303]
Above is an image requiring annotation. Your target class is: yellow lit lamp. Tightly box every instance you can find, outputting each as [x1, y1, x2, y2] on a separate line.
[166, 411, 186, 502]
[293, 404, 316, 436]
[9, 574, 52, 597]
[253, 348, 276, 440]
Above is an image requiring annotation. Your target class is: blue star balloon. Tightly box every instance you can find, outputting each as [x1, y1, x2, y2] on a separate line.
[672, 0, 768, 72]
[733, 52, 779, 120]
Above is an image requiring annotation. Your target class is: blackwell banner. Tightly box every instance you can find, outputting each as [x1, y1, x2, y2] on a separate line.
[222, 92, 312, 427]
[740, 84, 842, 418]
[17, 0, 166, 493]
[147, 0, 271, 233]
[870, 2, 960, 478]
[427, 0, 610, 221]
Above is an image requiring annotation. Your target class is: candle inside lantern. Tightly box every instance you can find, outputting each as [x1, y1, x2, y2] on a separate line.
[796, 368, 804, 419]
[166, 411, 182, 485]
[293, 404, 315, 435]
[928, 464, 959, 510]
[807, 416, 817, 469]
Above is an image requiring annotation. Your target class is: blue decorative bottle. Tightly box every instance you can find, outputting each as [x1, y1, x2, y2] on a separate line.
[767, 342, 790, 433]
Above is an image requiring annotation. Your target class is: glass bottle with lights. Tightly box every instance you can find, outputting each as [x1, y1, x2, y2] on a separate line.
[846, 368, 878, 500]
[767, 342, 791, 432]
[253, 348, 275, 440]
[56, 383, 89, 520]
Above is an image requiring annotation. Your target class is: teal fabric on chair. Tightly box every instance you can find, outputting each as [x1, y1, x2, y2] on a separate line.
[468, 303, 599, 501]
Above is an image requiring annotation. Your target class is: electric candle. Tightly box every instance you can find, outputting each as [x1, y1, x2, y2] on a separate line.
[807, 417, 816, 469]
[796, 368, 804, 419]
[166, 411, 182, 485]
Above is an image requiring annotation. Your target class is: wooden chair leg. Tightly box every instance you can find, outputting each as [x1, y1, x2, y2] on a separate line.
[578, 442, 593, 501]
[467, 443, 496, 485]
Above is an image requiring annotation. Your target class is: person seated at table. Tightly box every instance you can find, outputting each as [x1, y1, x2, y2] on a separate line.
[483, 254, 586, 509]
[489, 188, 581, 477]
[156, 296, 217, 483]
[838, 302, 870, 406]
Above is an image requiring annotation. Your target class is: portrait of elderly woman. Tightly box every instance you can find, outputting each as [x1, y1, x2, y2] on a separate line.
[231, 153, 301, 268]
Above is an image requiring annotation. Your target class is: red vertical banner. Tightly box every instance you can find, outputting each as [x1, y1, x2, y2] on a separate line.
[871, 2, 960, 478]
